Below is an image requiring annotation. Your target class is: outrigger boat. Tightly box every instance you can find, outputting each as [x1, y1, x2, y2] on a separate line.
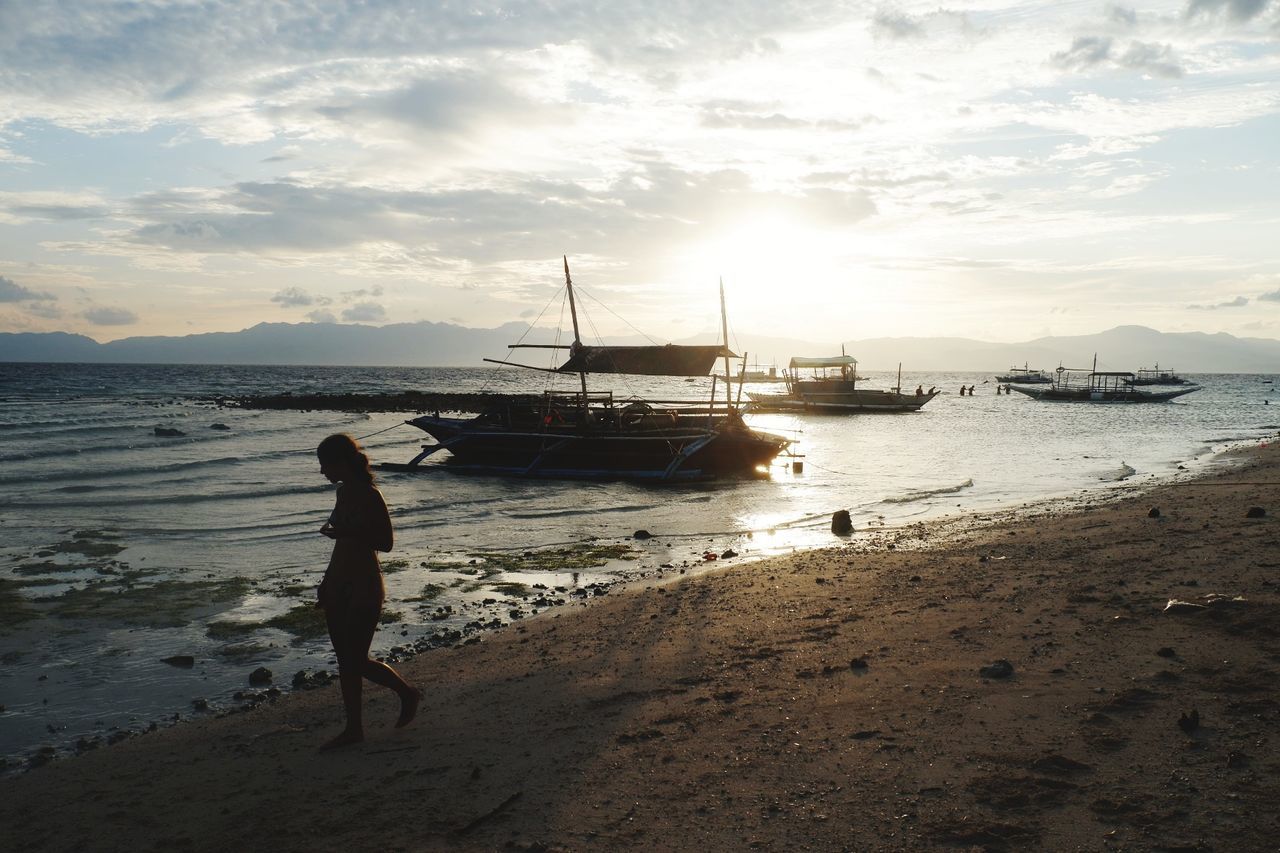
[745, 354, 938, 413]
[1130, 364, 1191, 386]
[389, 258, 790, 481]
[994, 363, 1052, 384]
[1008, 356, 1199, 403]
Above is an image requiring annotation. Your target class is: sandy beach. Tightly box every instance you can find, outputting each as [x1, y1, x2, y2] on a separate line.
[3, 442, 1278, 852]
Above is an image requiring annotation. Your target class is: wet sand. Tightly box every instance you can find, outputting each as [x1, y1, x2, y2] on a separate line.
[3, 443, 1279, 852]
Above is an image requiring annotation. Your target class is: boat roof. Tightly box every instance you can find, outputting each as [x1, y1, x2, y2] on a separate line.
[557, 344, 734, 376]
[789, 355, 858, 369]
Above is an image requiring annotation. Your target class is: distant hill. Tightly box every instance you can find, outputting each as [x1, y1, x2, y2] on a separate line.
[732, 325, 1280, 374]
[2, 321, 1278, 372]
[0, 321, 555, 367]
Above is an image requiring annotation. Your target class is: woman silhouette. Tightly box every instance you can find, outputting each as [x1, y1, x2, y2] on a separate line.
[316, 433, 420, 749]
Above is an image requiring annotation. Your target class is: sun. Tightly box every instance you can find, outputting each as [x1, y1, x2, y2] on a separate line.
[671, 215, 858, 331]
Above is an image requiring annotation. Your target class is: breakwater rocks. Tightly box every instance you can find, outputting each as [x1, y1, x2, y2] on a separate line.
[210, 391, 505, 413]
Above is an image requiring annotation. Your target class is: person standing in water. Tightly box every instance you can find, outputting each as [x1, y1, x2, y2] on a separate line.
[316, 433, 420, 750]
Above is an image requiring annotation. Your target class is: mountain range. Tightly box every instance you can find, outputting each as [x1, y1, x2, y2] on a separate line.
[2, 321, 1278, 373]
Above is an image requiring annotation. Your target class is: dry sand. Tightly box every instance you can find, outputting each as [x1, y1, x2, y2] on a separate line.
[3, 443, 1279, 852]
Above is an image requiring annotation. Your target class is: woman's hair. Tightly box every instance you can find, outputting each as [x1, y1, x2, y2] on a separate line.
[317, 433, 375, 484]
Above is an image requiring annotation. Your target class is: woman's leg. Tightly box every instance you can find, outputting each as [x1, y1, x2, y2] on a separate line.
[321, 605, 375, 749]
[361, 658, 421, 727]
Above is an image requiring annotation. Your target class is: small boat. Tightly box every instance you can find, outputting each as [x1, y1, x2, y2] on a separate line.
[1129, 364, 1191, 386]
[737, 363, 787, 383]
[745, 355, 938, 413]
[391, 259, 790, 481]
[995, 363, 1052, 384]
[1008, 357, 1199, 403]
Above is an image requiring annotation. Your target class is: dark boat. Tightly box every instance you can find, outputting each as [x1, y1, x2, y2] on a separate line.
[390, 258, 790, 481]
[1008, 357, 1199, 403]
[746, 355, 937, 413]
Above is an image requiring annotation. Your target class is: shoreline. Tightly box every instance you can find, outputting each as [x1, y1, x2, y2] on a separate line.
[0, 431, 1209, 771]
[3, 440, 1279, 850]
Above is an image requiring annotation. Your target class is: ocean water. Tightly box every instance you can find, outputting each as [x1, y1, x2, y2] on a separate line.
[1, 362, 1276, 768]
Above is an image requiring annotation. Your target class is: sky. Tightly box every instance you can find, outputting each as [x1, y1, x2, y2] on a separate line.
[1, 0, 1279, 346]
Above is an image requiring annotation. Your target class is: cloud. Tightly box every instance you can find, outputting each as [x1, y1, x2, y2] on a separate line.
[341, 301, 387, 322]
[1186, 0, 1273, 22]
[306, 309, 337, 323]
[1259, 289, 1280, 302]
[1187, 296, 1249, 309]
[25, 302, 64, 320]
[1052, 36, 1115, 71]
[700, 101, 876, 132]
[868, 8, 975, 41]
[83, 306, 139, 325]
[1117, 42, 1183, 78]
[341, 285, 384, 301]
[0, 275, 56, 302]
[271, 286, 331, 307]
[116, 158, 879, 266]
[1051, 36, 1183, 77]
[1107, 5, 1139, 27]
[313, 72, 564, 143]
[0, 1, 845, 140]
[870, 10, 926, 40]
[0, 191, 111, 223]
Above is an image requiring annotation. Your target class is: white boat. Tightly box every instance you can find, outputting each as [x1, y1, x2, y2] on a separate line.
[745, 355, 938, 413]
[738, 363, 786, 383]
[1130, 364, 1190, 386]
[995, 363, 1052, 384]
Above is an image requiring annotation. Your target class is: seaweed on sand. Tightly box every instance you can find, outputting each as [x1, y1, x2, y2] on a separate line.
[0, 580, 38, 632]
[215, 642, 274, 663]
[487, 582, 532, 598]
[404, 583, 447, 604]
[46, 576, 254, 628]
[466, 543, 638, 572]
[260, 604, 328, 639]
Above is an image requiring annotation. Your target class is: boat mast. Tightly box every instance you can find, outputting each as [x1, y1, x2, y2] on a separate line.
[719, 278, 733, 412]
[563, 256, 590, 408]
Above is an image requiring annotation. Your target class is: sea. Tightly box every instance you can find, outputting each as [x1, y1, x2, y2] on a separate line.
[1, 362, 1276, 770]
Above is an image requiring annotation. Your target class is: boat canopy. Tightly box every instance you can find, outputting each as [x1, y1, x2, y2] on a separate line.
[788, 355, 858, 369]
[557, 344, 736, 376]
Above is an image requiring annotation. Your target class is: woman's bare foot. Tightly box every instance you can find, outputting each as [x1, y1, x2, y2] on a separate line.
[396, 688, 422, 729]
[320, 728, 364, 751]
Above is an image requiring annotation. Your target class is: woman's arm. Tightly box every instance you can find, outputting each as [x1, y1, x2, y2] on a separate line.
[362, 487, 393, 553]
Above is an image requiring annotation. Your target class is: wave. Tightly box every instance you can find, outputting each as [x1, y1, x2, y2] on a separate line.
[882, 478, 975, 504]
[505, 501, 664, 520]
[0, 482, 322, 509]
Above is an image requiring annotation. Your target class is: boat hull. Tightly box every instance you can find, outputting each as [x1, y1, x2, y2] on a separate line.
[747, 387, 937, 413]
[400, 412, 788, 481]
[995, 375, 1051, 384]
[1008, 385, 1198, 403]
